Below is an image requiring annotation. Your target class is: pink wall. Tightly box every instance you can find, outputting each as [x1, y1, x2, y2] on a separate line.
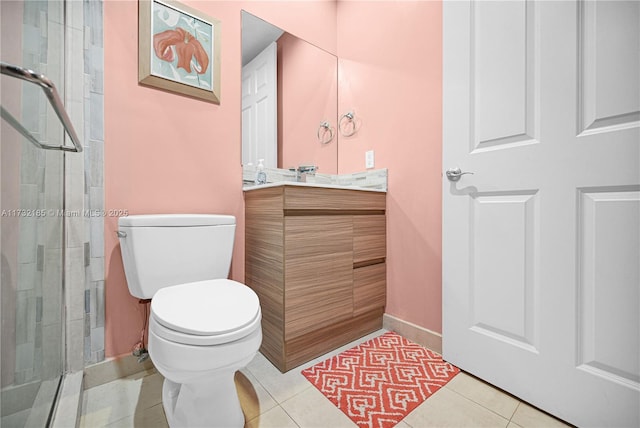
[337, 1, 443, 333]
[105, 0, 443, 358]
[104, 0, 336, 358]
[277, 32, 338, 173]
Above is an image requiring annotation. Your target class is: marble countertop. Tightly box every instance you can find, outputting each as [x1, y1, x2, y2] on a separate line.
[242, 181, 386, 193]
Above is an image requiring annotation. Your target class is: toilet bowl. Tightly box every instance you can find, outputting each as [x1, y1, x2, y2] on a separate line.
[149, 279, 261, 427]
[117, 215, 262, 427]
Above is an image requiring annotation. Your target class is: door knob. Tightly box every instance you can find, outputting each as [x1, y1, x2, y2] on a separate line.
[446, 167, 474, 182]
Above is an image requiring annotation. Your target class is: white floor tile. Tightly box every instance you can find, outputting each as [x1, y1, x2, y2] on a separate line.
[403, 387, 509, 428]
[280, 386, 356, 428]
[445, 372, 520, 419]
[511, 402, 571, 428]
[246, 352, 313, 404]
[103, 403, 168, 428]
[80, 371, 163, 426]
[245, 405, 298, 428]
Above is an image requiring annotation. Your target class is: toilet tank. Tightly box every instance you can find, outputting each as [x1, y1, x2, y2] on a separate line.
[118, 214, 236, 299]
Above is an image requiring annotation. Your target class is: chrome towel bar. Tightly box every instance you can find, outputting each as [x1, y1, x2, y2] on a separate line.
[1, 61, 83, 153]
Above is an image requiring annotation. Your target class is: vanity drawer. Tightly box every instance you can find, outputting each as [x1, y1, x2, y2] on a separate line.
[353, 263, 386, 316]
[283, 186, 385, 212]
[353, 215, 386, 264]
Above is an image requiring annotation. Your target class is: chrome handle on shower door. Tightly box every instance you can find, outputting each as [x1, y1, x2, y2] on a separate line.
[445, 168, 474, 182]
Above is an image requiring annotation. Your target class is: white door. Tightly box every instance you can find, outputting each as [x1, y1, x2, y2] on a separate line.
[242, 42, 277, 168]
[442, 1, 640, 427]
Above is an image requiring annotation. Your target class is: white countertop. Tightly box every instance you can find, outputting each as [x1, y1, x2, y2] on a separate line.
[242, 181, 386, 193]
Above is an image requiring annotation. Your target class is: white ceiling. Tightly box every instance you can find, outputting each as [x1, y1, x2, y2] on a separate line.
[241, 11, 284, 66]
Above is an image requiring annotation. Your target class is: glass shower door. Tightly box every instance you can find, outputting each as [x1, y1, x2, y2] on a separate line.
[1, 1, 66, 426]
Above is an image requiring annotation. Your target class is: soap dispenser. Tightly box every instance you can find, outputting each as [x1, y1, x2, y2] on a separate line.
[255, 159, 267, 185]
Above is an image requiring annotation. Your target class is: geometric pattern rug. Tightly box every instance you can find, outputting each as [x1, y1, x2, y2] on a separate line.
[301, 332, 459, 428]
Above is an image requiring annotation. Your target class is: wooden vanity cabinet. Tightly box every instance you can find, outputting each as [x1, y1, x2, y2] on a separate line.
[244, 185, 386, 372]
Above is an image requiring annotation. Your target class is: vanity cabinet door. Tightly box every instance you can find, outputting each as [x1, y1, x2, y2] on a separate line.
[284, 216, 353, 339]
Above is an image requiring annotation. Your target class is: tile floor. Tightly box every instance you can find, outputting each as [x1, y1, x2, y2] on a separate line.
[79, 330, 571, 428]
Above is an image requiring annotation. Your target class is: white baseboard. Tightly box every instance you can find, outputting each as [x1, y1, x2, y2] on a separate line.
[83, 353, 155, 390]
[383, 313, 443, 354]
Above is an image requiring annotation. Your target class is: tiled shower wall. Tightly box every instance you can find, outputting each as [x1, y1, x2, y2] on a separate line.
[82, 0, 105, 367]
[62, 0, 105, 371]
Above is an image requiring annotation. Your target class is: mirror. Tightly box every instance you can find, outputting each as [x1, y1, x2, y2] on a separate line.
[241, 11, 338, 175]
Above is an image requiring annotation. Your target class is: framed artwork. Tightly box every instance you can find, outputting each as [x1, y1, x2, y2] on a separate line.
[139, 0, 221, 104]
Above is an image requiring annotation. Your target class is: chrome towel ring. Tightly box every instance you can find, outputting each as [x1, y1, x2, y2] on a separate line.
[317, 121, 334, 144]
[338, 111, 356, 137]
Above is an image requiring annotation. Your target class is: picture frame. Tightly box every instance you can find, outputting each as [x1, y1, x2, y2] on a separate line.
[138, 0, 221, 104]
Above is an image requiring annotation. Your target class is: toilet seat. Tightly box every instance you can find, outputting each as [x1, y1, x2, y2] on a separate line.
[151, 279, 261, 346]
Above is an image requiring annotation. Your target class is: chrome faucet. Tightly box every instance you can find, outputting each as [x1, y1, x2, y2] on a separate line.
[296, 165, 318, 182]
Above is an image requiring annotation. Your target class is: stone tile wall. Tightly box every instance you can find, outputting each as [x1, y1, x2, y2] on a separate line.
[82, 0, 105, 366]
[62, 0, 105, 370]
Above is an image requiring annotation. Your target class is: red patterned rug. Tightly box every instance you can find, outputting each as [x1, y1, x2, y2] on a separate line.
[301, 332, 459, 428]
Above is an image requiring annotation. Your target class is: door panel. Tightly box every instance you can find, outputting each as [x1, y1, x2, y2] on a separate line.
[579, 1, 640, 133]
[470, 191, 538, 352]
[578, 188, 640, 386]
[474, 0, 538, 149]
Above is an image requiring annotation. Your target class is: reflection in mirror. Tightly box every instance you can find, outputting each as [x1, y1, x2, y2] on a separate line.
[241, 11, 338, 174]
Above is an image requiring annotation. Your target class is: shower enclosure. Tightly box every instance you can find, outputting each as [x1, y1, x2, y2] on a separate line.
[1, 1, 83, 425]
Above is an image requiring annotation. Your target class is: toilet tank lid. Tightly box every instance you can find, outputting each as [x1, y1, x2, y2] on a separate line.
[119, 214, 235, 227]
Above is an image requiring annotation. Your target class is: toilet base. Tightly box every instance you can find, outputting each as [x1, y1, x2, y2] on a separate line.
[148, 310, 262, 427]
[162, 379, 180, 426]
[162, 372, 244, 428]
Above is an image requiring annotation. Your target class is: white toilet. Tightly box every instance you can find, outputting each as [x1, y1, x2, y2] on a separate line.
[118, 214, 262, 428]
